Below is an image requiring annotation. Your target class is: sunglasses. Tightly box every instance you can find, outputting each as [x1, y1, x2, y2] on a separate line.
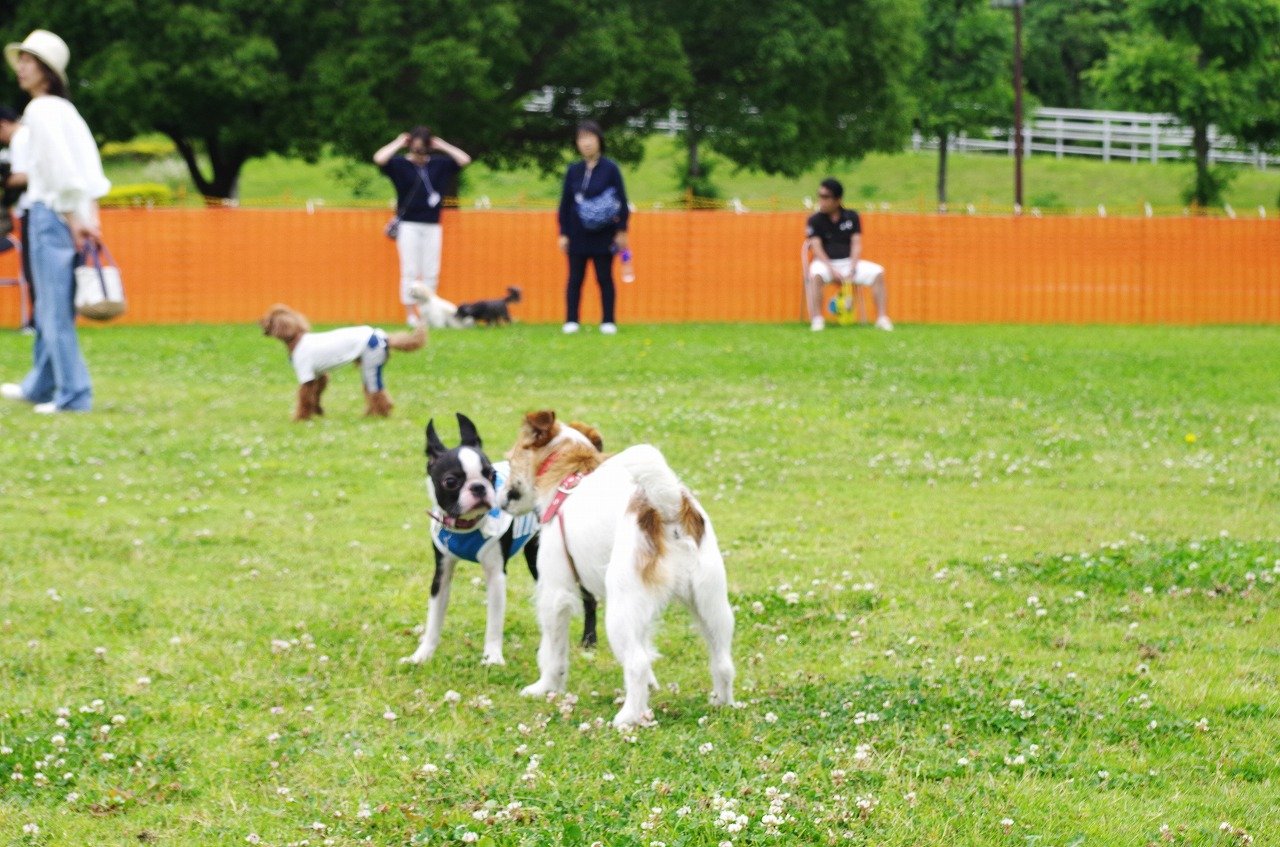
[817, 192, 834, 199]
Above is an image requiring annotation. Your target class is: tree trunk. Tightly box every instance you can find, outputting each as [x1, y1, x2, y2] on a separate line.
[1191, 123, 1212, 208]
[164, 131, 247, 201]
[937, 132, 949, 211]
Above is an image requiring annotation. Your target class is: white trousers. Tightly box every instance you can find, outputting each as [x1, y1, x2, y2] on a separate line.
[396, 221, 443, 304]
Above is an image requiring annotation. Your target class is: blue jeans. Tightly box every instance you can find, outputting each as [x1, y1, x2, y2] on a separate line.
[19, 203, 92, 410]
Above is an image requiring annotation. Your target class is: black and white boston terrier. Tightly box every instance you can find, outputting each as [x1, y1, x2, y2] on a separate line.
[400, 412, 597, 667]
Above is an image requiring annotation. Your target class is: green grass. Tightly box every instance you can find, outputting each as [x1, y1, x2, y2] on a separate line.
[2, 323, 1278, 846]
[103, 135, 1280, 213]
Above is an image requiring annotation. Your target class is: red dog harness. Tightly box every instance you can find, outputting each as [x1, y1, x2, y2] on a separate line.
[536, 451, 588, 585]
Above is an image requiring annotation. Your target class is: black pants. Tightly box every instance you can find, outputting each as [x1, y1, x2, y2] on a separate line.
[565, 252, 616, 324]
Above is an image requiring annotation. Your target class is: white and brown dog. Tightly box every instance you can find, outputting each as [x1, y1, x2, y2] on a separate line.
[499, 410, 736, 727]
[260, 304, 426, 421]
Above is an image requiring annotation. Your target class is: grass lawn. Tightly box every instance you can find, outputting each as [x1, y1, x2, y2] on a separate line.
[104, 135, 1280, 214]
[1, 323, 1278, 846]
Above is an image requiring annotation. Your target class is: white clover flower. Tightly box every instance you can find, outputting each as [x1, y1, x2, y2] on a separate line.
[383, 710, 397, 721]
[51, 734, 66, 748]
[699, 743, 714, 754]
[764, 712, 778, 724]
[22, 823, 39, 835]
[246, 836, 261, 845]
[461, 832, 479, 843]
[444, 690, 462, 704]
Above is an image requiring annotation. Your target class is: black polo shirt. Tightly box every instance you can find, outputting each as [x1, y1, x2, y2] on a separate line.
[806, 208, 861, 260]
[380, 155, 460, 224]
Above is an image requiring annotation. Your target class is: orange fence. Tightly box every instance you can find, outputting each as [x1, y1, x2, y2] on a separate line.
[1, 208, 1277, 325]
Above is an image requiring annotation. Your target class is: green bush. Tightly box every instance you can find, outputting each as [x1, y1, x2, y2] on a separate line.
[100, 182, 176, 207]
[100, 138, 178, 162]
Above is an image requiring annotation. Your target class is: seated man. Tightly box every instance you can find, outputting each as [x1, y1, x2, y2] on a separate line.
[804, 178, 892, 331]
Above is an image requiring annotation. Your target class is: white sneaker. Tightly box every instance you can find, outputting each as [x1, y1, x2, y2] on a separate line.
[562, 322, 580, 334]
[875, 316, 894, 332]
[33, 402, 58, 414]
[600, 323, 617, 335]
[2, 383, 27, 402]
[810, 316, 825, 332]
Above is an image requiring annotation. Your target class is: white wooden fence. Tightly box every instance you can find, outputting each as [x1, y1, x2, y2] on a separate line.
[910, 107, 1272, 169]
[521, 90, 1273, 170]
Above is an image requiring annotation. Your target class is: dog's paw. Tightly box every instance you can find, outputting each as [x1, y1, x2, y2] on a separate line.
[612, 708, 657, 729]
[399, 650, 433, 666]
[520, 680, 555, 698]
[480, 652, 506, 666]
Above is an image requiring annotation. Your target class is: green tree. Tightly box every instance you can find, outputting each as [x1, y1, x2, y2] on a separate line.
[8, 0, 343, 199]
[313, 0, 690, 177]
[651, 0, 921, 197]
[1091, 0, 1280, 206]
[1023, 0, 1129, 108]
[913, 0, 1012, 208]
[4, 0, 689, 199]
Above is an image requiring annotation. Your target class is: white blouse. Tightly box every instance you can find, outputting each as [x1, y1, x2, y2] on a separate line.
[21, 95, 111, 225]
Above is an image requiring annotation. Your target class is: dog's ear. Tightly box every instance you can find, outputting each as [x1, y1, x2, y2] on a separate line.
[425, 419, 447, 462]
[523, 410, 558, 448]
[456, 413, 483, 449]
[569, 421, 604, 451]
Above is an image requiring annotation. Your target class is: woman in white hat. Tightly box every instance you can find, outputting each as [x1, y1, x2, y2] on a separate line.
[0, 30, 110, 413]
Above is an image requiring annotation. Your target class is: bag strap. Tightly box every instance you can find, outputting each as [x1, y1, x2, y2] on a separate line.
[394, 159, 424, 218]
[88, 240, 117, 269]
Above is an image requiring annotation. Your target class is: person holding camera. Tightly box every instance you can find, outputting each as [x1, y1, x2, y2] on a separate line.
[373, 126, 471, 327]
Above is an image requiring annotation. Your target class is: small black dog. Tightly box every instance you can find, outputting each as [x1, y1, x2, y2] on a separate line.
[455, 286, 521, 326]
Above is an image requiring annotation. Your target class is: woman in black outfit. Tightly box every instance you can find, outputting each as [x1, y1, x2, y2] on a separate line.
[557, 121, 628, 334]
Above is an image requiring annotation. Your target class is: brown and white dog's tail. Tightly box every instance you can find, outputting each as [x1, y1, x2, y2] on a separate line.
[387, 326, 427, 352]
[621, 445, 706, 588]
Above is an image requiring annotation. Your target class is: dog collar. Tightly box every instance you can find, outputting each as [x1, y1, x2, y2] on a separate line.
[427, 509, 484, 531]
[535, 450, 561, 480]
[539, 472, 584, 525]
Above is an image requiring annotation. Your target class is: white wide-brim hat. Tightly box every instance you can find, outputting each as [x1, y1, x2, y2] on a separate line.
[5, 30, 70, 88]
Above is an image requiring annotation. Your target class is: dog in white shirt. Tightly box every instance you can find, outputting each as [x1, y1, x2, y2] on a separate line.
[260, 304, 426, 421]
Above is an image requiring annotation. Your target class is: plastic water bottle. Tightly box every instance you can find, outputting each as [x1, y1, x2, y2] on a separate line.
[620, 249, 635, 284]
